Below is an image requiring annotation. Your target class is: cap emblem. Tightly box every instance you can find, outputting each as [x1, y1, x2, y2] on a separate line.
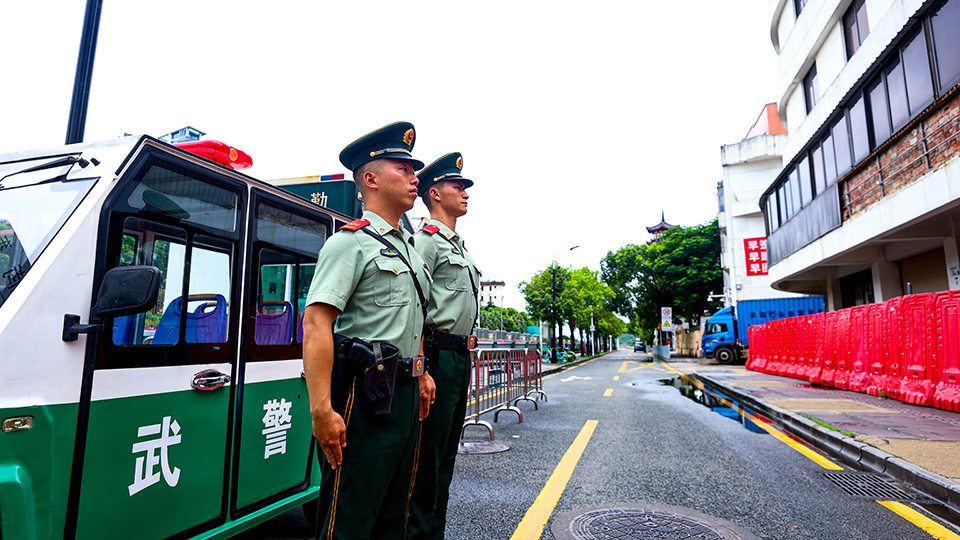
[403, 128, 415, 145]
[456, 156, 463, 170]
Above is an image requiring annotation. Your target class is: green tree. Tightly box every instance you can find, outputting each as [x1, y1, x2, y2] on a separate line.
[479, 305, 530, 332]
[601, 218, 722, 337]
[520, 264, 573, 341]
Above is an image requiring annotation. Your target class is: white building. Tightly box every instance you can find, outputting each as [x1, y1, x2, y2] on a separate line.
[479, 280, 505, 307]
[762, 0, 960, 309]
[719, 104, 807, 305]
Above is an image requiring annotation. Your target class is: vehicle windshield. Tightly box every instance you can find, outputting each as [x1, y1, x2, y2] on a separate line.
[0, 156, 98, 307]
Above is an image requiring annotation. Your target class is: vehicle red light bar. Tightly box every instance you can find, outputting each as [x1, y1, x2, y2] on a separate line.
[174, 140, 252, 170]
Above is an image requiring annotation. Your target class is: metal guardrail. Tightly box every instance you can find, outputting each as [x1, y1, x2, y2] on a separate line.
[460, 347, 544, 441]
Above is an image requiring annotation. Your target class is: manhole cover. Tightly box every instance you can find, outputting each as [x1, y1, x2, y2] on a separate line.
[821, 472, 930, 501]
[568, 508, 736, 540]
[457, 441, 510, 454]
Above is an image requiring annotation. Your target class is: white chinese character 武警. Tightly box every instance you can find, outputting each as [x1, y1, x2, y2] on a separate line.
[262, 398, 293, 459]
[128, 416, 182, 496]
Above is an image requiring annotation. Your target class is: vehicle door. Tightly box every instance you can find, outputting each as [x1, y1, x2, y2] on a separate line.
[70, 148, 246, 540]
[231, 190, 329, 516]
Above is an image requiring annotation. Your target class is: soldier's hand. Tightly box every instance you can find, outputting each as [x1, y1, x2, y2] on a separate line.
[313, 408, 347, 469]
[419, 371, 437, 420]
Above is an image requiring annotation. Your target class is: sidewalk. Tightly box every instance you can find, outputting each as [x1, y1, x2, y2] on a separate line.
[667, 356, 960, 512]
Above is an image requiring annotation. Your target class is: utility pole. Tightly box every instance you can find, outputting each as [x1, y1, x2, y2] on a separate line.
[66, 0, 105, 144]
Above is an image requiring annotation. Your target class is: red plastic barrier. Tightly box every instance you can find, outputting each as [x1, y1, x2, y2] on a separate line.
[881, 296, 905, 400]
[899, 293, 936, 406]
[864, 302, 886, 397]
[746, 324, 767, 372]
[848, 305, 870, 393]
[820, 311, 840, 388]
[804, 313, 825, 384]
[934, 291, 960, 412]
[764, 319, 782, 375]
[833, 309, 853, 390]
[784, 317, 801, 378]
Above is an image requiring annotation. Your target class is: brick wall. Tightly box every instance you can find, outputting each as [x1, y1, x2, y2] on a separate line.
[840, 84, 960, 221]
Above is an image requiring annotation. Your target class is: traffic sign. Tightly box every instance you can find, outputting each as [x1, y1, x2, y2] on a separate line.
[661, 307, 673, 330]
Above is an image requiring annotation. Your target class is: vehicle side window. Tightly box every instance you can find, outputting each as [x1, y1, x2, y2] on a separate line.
[256, 249, 296, 345]
[186, 235, 233, 344]
[113, 217, 187, 346]
[248, 198, 327, 353]
[709, 323, 727, 334]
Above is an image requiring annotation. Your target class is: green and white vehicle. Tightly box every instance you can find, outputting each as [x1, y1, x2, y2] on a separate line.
[0, 135, 348, 539]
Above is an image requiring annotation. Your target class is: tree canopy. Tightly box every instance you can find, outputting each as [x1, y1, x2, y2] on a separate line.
[520, 264, 621, 350]
[601, 218, 722, 335]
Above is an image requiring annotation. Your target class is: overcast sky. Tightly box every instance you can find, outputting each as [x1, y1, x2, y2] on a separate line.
[1, 1, 779, 312]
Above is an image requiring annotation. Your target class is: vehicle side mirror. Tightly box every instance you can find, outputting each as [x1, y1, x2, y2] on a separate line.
[63, 266, 161, 341]
[92, 266, 161, 319]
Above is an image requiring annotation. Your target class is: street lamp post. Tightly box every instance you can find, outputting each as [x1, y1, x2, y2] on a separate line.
[551, 245, 579, 362]
[499, 294, 505, 332]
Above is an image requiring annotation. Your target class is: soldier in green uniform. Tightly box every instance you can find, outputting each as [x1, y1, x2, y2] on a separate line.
[303, 121, 436, 540]
[408, 152, 480, 540]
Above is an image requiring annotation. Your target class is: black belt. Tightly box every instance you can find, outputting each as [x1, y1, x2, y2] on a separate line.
[398, 356, 426, 378]
[434, 330, 477, 351]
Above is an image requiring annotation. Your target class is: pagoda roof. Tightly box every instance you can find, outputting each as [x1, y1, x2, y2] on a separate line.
[646, 211, 676, 233]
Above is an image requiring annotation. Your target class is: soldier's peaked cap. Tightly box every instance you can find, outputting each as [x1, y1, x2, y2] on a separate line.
[338, 121, 425, 172]
[417, 152, 473, 196]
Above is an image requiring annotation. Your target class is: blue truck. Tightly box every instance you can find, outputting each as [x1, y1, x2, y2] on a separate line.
[701, 296, 824, 364]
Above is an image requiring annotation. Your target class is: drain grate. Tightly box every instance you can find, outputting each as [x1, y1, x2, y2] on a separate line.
[822, 472, 928, 501]
[568, 508, 734, 540]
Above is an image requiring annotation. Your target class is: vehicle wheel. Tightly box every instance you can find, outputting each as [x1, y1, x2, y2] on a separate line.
[302, 499, 319, 532]
[716, 347, 735, 365]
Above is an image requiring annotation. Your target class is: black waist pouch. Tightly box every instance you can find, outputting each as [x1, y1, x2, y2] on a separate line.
[333, 335, 400, 416]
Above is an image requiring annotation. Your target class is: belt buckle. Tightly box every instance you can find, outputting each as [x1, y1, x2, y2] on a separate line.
[466, 335, 477, 350]
[410, 356, 426, 377]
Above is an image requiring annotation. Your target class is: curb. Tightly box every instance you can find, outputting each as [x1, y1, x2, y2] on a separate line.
[694, 373, 960, 514]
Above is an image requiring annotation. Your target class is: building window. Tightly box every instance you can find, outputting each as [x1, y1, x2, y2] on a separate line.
[831, 115, 853, 176]
[849, 94, 870, 162]
[822, 132, 838, 186]
[803, 63, 819, 113]
[903, 28, 934, 116]
[812, 145, 826, 195]
[778, 185, 788, 225]
[798, 154, 814, 203]
[767, 197, 779, 233]
[867, 75, 891, 146]
[843, 0, 870, 59]
[931, 0, 960, 91]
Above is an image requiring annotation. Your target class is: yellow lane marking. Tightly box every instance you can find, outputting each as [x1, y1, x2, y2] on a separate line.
[613, 376, 620, 381]
[877, 501, 960, 539]
[682, 375, 842, 471]
[603, 389, 613, 397]
[510, 420, 599, 540]
[618, 360, 674, 373]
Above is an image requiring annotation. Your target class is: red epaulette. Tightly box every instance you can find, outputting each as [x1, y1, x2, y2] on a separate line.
[339, 218, 370, 231]
[421, 224, 440, 235]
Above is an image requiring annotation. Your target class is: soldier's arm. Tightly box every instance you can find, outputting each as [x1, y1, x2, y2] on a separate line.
[303, 301, 347, 469]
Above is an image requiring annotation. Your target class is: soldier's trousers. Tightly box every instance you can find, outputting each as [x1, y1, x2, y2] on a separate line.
[316, 375, 421, 540]
[407, 348, 472, 540]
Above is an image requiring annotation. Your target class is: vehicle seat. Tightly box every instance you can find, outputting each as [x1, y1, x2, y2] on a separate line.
[255, 301, 293, 345]
[153, 294, 229, 344]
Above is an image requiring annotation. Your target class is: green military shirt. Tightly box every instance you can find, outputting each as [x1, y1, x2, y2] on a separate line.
[415, 219, 480, 336]
[306, 210, 431, 358]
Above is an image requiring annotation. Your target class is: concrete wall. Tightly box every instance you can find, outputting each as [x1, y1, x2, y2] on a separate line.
[674, 326, 704, 358]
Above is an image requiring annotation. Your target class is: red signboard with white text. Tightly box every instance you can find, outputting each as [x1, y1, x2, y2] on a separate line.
[744, 237, 768, 276]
